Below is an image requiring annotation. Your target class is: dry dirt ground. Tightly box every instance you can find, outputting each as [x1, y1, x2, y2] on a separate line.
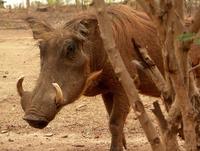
[0, 29, 184, 150]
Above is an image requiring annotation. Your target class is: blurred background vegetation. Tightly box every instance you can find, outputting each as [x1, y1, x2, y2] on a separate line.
[0, 0, 200, 13]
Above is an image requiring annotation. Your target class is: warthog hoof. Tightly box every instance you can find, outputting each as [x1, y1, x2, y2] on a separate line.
[110, 146, 123, 151]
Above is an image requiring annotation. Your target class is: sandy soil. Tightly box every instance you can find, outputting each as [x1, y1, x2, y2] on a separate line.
[0, 29, 184, 151]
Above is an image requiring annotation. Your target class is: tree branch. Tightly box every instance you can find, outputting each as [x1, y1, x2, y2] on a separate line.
[132, 39, 173, 110]
[152, 101, 168, 132]
[93, 0, 165, 150]
[189, 63, 200, 73]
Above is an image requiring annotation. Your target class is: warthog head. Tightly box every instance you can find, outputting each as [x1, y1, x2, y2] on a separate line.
[17, 17, 101, 129]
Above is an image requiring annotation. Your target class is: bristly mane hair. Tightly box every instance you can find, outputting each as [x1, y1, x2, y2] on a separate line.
[64, 4, 160, 51]
[63, 4, 162, 70]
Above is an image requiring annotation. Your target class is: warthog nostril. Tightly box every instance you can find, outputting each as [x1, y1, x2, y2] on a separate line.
[23, 115, 48, 129]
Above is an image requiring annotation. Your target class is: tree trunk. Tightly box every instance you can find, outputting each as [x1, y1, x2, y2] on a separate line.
[135, 0, 200, 150]
[26, 0, 30, 8]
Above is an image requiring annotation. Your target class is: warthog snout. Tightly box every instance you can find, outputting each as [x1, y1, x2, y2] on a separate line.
[23, 114, 48, 129]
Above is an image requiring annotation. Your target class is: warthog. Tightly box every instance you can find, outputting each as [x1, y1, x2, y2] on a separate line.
[17, 4, 199, 151]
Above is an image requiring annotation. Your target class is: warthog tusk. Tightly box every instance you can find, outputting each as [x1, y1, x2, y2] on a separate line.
[52, 83, 64, 105]
[17, 76, 25, 97]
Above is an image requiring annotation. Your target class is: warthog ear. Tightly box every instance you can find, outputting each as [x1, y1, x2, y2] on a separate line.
[69, 21, 89, 41]
[25, 17, 54, 39]
[78, 19, 97, 38]
[77, 22, 89, 38]
[65, 18, 97, 41]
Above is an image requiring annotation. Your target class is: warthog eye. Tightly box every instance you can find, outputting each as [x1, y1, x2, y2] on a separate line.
[63, 40, 77, 58]
[67, 41, 76, 52]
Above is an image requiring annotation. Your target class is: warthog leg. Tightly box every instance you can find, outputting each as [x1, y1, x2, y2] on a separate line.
[102, 91, 130, 151]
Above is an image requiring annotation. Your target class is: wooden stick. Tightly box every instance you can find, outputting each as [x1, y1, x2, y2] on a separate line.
[132, 40, 171, 102]
[93, 0, 165, 150]
[189, 63, 200, 73]
[132, 40, 180, 151]
[152, 101, 168, 132]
